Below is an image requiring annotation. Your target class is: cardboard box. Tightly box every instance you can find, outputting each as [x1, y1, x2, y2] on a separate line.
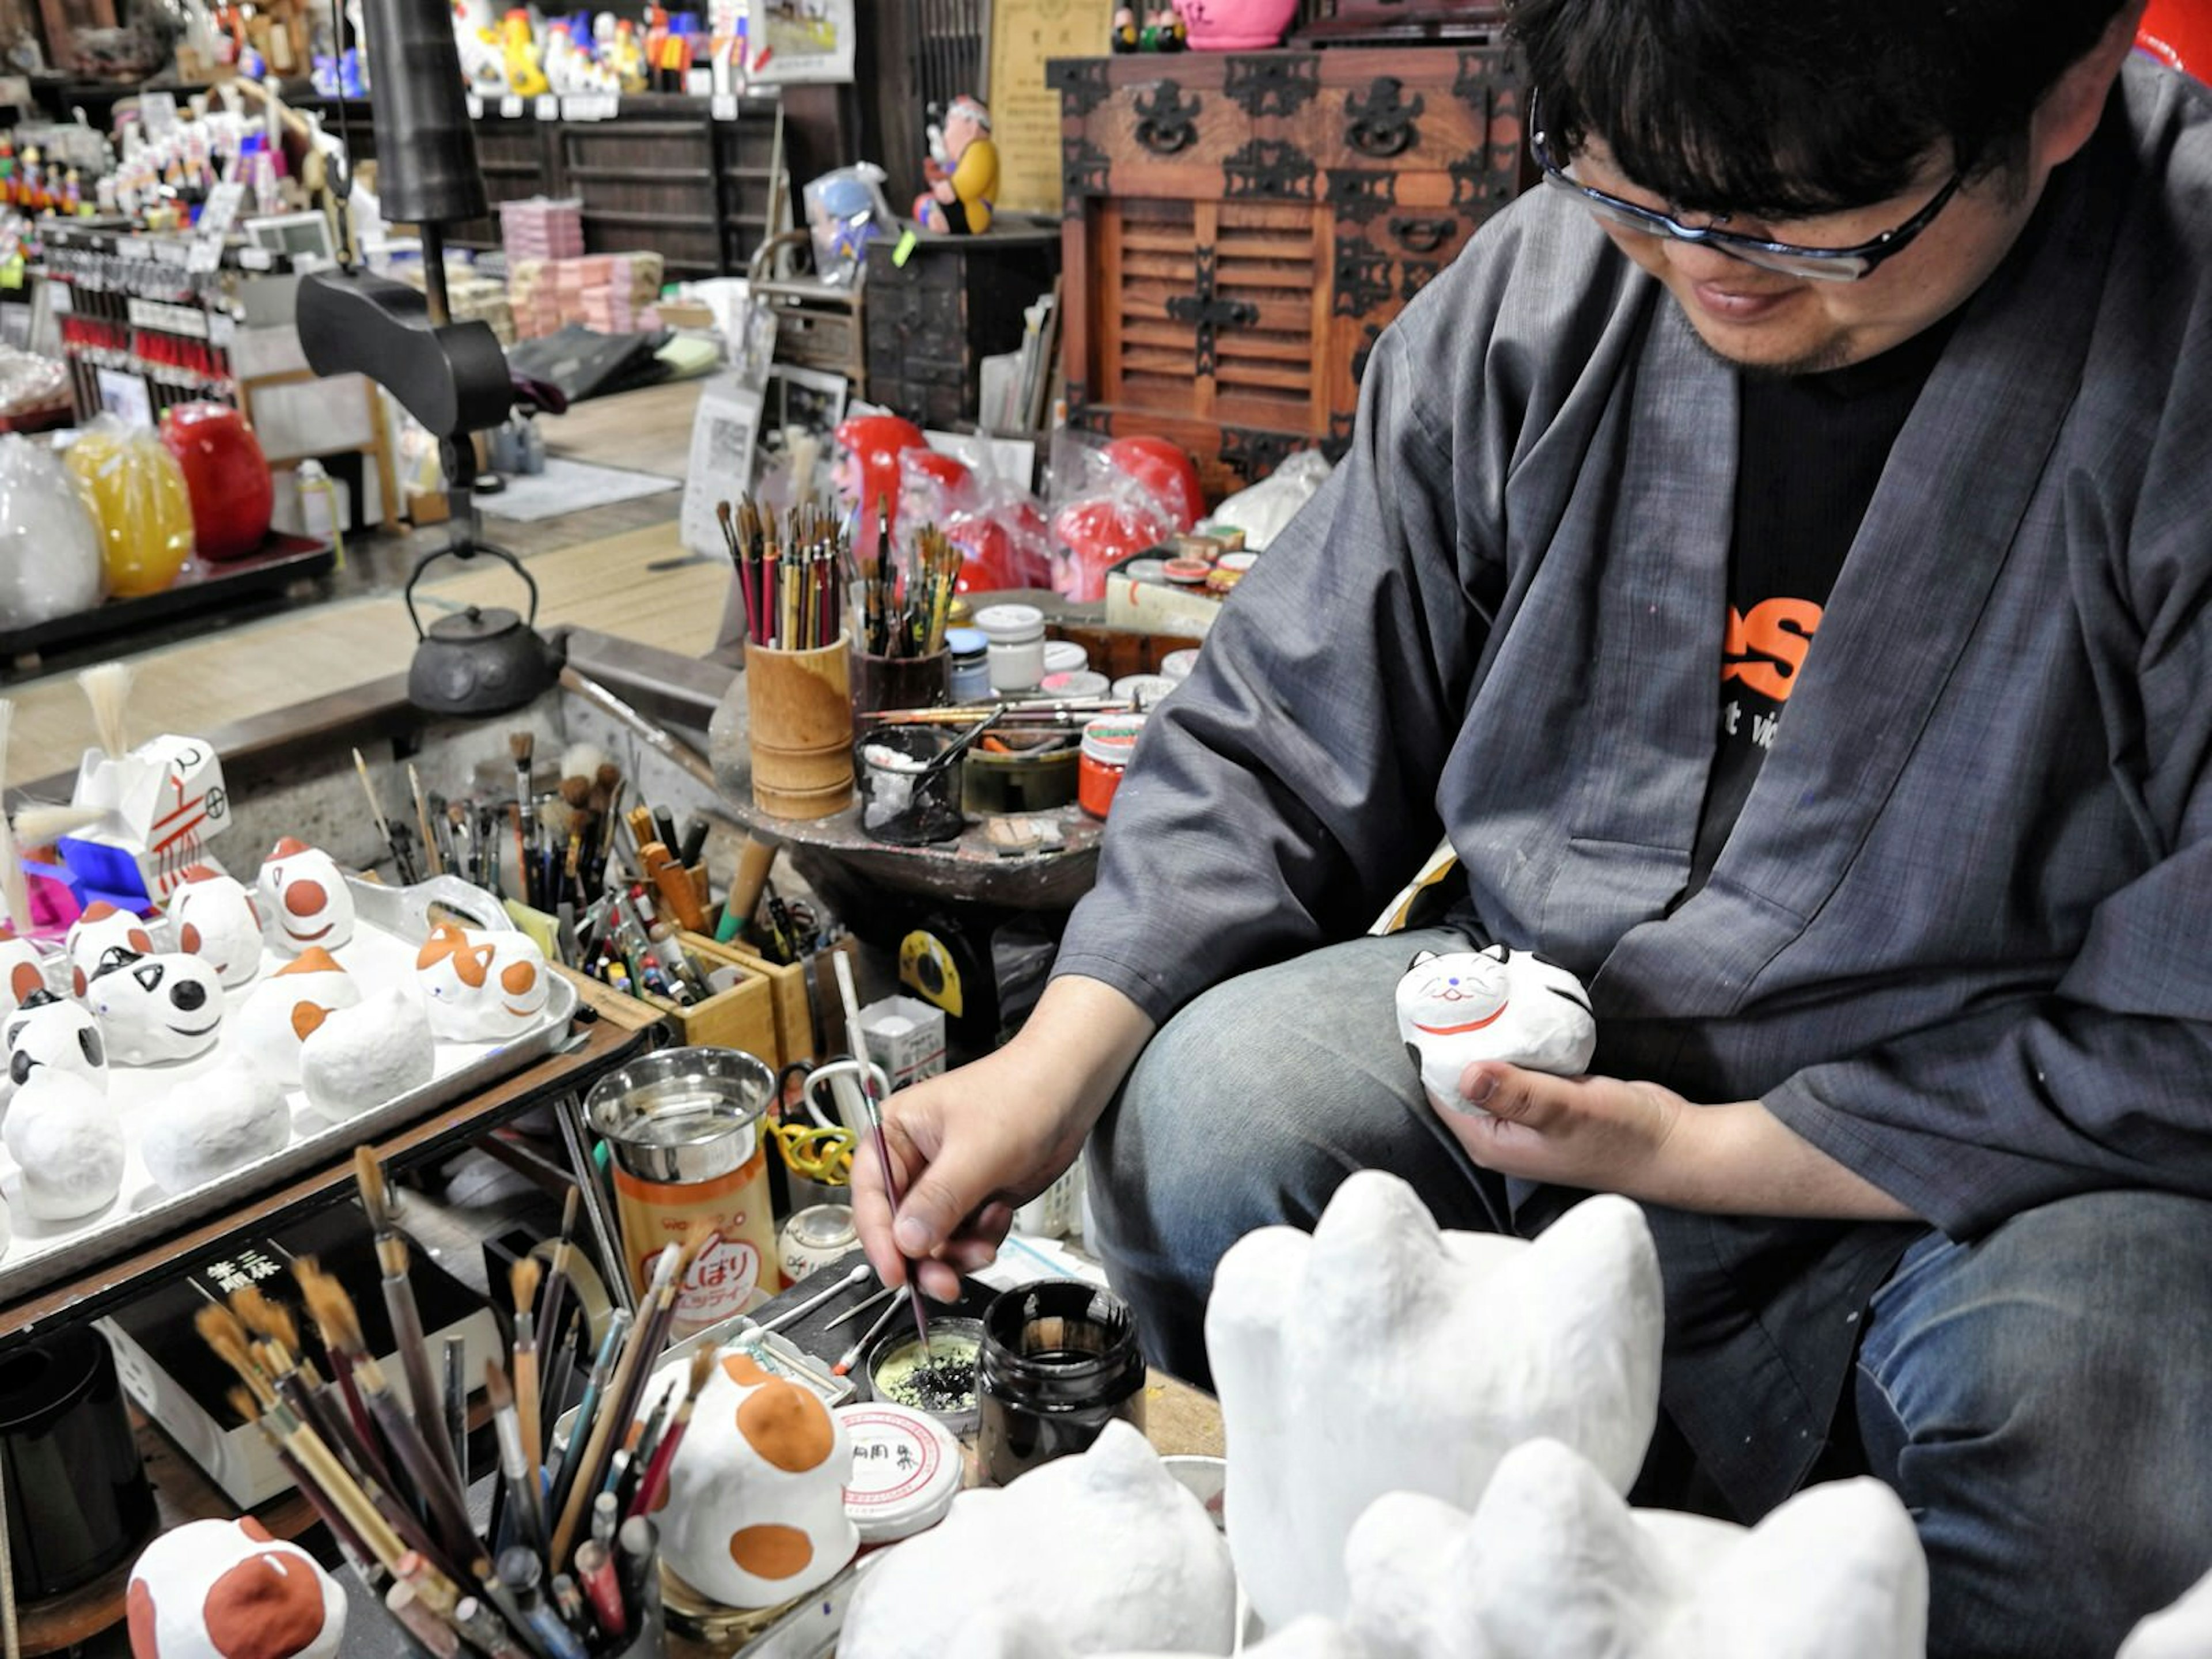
[98, 1207, 501, 1508]
[857, 994, 947, 1091]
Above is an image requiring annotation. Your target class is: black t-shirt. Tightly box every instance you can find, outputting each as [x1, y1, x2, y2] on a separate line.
[1685, 318, 1957, 893]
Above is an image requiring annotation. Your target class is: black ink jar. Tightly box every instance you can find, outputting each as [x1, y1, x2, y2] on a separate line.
[978, 1281, 1146, 1486]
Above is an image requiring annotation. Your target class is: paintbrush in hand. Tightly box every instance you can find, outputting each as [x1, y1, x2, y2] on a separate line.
[354, 1147, 463, 1491]
[834, 952, 930, 1355]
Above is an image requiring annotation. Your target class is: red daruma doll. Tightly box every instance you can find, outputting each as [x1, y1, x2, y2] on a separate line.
[159, 403, 274, 563]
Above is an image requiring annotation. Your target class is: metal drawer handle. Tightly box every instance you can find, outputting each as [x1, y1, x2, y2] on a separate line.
[1133, 81, 1202, 156]
[1344, 77, 1425, 159]
[1388, 215, 1455, 254]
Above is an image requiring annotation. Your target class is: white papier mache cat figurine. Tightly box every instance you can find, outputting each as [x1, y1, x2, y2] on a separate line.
[1395, 942, 1596, 1104]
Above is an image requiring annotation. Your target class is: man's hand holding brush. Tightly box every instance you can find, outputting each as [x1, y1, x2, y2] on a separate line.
[852, 976, 1155, 1302]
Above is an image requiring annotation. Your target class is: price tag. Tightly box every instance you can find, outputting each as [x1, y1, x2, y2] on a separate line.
[535, 93, 559, 120]
[685, 67, 714, 96]
[500, 94, 524, 118]
[154, 239, 192, 267]
[209, 312, 236, 345]
[186, 239, 223, 273]
[561, 94, 588, 120]
[710, 93, 737, 121]
[47, 283, 70, 315]
[467, 93, 485, 118]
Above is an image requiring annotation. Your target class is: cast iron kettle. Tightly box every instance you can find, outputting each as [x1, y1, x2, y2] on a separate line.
[404, 544, 566, 715]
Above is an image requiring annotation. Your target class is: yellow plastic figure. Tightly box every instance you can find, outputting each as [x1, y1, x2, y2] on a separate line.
[501, 9, 549, 96]
[915, 95, 998, 234]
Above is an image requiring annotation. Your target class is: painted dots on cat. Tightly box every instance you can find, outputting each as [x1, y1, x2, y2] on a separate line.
[737, 1377, 835, 1474]
[729, 1523, 813, 1581]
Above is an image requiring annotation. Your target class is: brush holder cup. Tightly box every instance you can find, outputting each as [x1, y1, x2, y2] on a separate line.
[746, 636, 855, 820]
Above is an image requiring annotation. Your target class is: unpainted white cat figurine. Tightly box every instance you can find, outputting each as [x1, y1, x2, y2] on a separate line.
[2120, 1562, 2212, 1658]
[1395, 941, 1595, 1104]
[1342, 1437, 1927, 1659]
[1206, 1169, 1662, 1629]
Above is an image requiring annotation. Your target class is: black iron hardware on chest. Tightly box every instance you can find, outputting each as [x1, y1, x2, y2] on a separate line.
[1166, 247, 1260, 377]
[1344, 77, 1425, 158]
[1133, 81, 1202, 155]
[1223, 54, 1320, 118]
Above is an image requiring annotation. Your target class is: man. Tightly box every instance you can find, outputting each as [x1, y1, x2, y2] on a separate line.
[857, 2, 2212, 1652]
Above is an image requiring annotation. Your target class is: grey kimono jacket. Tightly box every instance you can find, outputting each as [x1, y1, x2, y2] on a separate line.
[1054, 57, 2212, 1517]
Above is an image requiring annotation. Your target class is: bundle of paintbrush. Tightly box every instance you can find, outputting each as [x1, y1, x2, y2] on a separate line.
[568, 881, 712, 1005]
[716, 496, 849, 652]
[859, 522, 963, 660]
[196, 1156, 696, 1659]
[418, 745, 631, 927]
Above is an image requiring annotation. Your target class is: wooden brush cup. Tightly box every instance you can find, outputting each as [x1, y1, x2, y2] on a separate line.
[747, 635, 855, 820]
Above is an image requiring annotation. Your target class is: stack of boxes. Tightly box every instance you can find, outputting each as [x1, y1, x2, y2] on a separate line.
[498, 196, 585, 264]
[507, 252, 666, 340]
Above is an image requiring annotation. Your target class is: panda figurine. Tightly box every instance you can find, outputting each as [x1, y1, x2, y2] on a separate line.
[3, 988, 108, 1095]
[1394, 941, 1597, 1108]
[81, 948, 226, 1066]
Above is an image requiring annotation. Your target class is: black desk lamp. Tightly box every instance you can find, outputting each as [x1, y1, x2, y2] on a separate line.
[293, 0, 565, 715]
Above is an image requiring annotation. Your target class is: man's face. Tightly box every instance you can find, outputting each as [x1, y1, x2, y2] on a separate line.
[945, 111, 982, 158]
[1571, 137, 2039, 375]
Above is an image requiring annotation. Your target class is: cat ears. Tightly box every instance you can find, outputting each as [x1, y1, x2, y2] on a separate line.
[1406, 938, 1512, 971]
[1408, 949, 1438, 969]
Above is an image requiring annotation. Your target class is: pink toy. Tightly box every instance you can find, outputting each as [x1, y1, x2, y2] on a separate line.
[1173, 0, 1296, 51]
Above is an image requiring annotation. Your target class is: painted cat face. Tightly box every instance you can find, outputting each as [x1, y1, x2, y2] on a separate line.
[127, 1517, 346, 1659]
[1395, 944, 1597, 1101]
[257, 840, 355, 955]
[1398, 945, 1514, 1037]
[416, 925, 550, 1041]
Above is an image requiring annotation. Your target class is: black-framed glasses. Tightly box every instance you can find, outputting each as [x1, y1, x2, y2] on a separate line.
[1527, 88, 1964, 283]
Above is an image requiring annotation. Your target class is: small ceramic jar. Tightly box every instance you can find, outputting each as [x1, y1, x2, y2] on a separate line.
[945, 627, 992, 702]
[974, 604, 1046, 695]
[1079, 715, 1146, 820]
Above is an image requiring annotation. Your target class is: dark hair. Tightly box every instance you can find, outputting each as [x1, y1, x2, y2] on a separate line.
[1509, 0, 2128, 218]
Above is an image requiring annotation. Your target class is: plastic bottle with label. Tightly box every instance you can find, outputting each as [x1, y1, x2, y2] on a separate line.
[296, 458, 344, 565]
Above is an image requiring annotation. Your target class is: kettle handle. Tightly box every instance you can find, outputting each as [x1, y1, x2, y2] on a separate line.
[403, 543, 541, 641]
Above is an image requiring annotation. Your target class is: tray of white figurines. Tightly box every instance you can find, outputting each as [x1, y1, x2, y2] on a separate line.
[0, 850, 577, 1305]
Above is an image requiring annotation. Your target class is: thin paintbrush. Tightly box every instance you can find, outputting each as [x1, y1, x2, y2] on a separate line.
[549, 1242, 684, 1565]
[354, 1149, 465, 1492]
[352, 748, 418, 883]
[299, 1260, 480, 1569]
[484, 1360, 550, 1558]
[544, 1309, 630, 1525]
[535, 1191, 579, 1419]
[443, 1335, 468, 1491]
[510, 732, 536, 905]
[625, 1346, 715, 1521]
[291, 1254, 387, 1483]
[229, 1387, 380, 1575]
[509, 1257, 544, 1517]
[834, 951, 930, 1355]
[411, 763, 443, 876]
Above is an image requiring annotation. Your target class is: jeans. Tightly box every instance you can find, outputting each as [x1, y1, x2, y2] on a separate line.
[1086, 929, 2212, 1658]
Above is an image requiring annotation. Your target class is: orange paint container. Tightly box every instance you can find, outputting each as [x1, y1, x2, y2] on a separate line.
[585, 1046, 779, 1338]
[1078, 715, 1146, 820]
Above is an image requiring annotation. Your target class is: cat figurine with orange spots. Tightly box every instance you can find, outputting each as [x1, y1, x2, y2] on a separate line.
[1395, 941, 1597, 1107]
[661, 1346, 858, 1609]
[234, 947, 361, 1086]
[416, 923, 551, 1042]
[127, 1517, 344, 1659]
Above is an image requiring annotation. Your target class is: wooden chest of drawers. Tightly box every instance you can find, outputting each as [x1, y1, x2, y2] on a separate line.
[1050, 46, 1529, 500]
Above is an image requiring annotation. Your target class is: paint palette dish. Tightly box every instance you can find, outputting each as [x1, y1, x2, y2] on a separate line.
[0, 874, 575, 1304]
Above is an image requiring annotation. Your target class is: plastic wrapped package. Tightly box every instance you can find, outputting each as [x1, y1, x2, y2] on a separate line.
[803, 164, 895, 287]
[0, 346, 71, 423]
[1211, 449, 1334, 551]
[1046, 436, 1176, 603]
[63, 416, 196, 597]
[159, 403, 275, 562]
[0, 435, 104, 628]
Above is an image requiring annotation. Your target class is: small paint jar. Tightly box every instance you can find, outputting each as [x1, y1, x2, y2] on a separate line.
[1078, 715, 1145, 819]
[974, 603, 1046, 695]
[945, 626, 991, 702]
[1162, 557, 1211, 587]
[1111, 673, 1176, 710]
[1041, 639, 1090, 679]
[777, 1203, 857, 1288]
[837, 1402, 963, 1545]
[1160, 647, 1200, 682]
[1042, 669, 1111, 702]
[865, 1316, 984, 1438]
[977, 1281, 1147, 1486]
[1122, 557, 1169, 585]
